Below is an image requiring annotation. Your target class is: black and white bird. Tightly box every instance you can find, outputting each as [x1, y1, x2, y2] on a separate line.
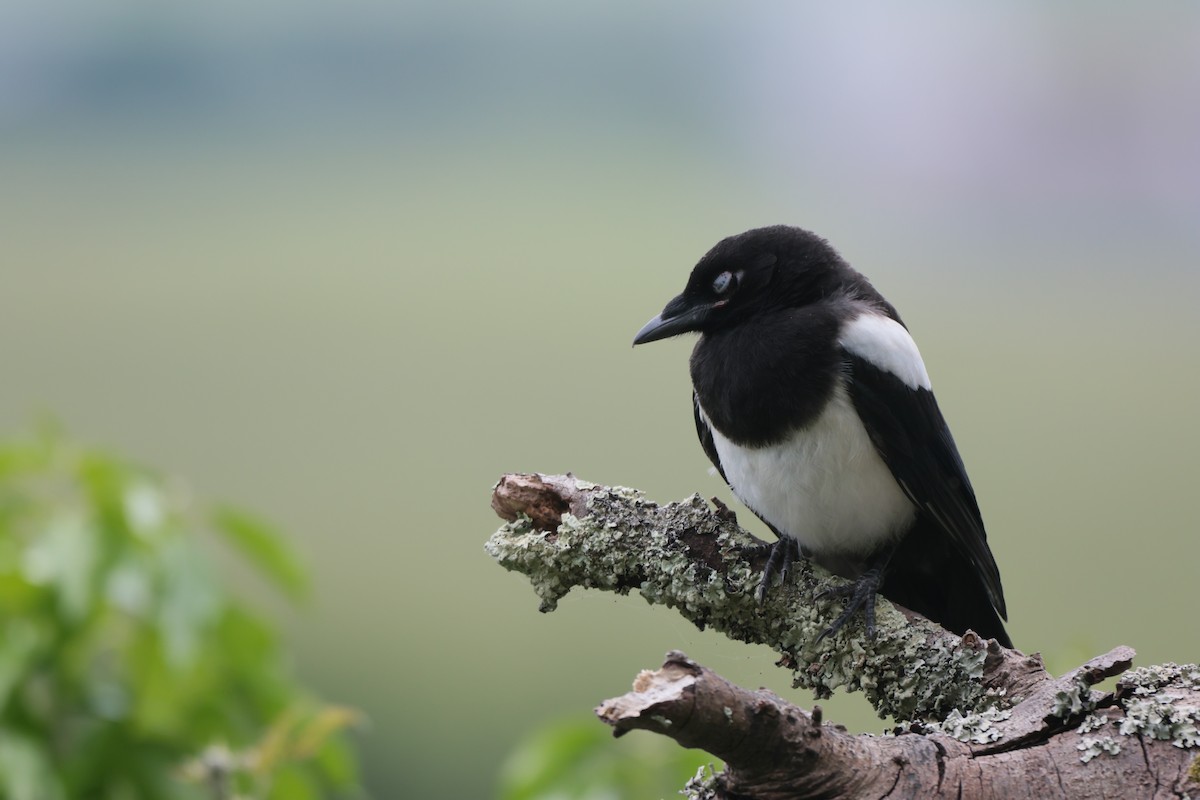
[632, 225, 1011, 647]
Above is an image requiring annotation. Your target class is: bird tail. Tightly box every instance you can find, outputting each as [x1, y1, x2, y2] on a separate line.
[881, 519, 1013, 649]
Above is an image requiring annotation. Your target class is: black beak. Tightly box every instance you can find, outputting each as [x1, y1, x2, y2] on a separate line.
[632, 295, 711, 346]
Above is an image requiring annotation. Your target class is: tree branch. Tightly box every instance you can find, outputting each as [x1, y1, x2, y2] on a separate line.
[597, 651, 1200, 800]
[488, 472, 1040, 721]
[487, 473, 1200, 798]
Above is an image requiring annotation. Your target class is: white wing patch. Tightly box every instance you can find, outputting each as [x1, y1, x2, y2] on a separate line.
[839, 313, 932, 391]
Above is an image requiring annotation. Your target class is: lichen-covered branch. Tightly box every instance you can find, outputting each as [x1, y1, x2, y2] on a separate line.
[487, 473, 1200, 798]
[487, 473, 1041, 722]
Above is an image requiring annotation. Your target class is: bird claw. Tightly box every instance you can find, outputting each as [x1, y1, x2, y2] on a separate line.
[816, 568, 883, 641]
[752, 538, 799, 604]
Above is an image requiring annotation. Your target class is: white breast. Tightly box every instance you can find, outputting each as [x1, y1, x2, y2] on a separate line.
[700, 384, 915, 557]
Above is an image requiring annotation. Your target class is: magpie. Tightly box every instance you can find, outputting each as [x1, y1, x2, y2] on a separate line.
[632, 225, 1011, 647]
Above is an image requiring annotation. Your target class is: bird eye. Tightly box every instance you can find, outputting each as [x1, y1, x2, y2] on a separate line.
[711, 271, 738, 295]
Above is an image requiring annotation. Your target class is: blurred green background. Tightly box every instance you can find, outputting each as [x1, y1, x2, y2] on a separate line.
[3, 3, 1198, 797]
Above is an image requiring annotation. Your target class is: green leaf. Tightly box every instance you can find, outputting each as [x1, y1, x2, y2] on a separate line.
[157, 537, 221, 666]
[498, 717, 610, 800]
[21, 511, 97, 622]
[499, 715, 712, 800]
[0, 621, 45, 711]
[0, 429, 359, 794]
[0, 439, 51, 481]
[267, 764, 321, 800]
[211, 507, 310, 601]
[121, 481, 168, 538]
[312, 733, 358, 788]
[0, 730, 65, 800]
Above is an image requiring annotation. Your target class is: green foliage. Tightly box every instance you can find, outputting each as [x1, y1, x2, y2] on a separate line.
[211, 508, 309, 603]
[498, 714, 712, 800]
[0, 429, 360, 799]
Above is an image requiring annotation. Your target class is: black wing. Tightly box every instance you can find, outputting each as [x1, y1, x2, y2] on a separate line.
[693, 391, 728, 484]
[842, 354, 1007, 620]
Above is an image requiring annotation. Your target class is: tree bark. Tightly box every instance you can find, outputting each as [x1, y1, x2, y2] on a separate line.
[487, 473, 1200, 799]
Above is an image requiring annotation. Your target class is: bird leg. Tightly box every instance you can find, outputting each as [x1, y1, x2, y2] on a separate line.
[815, 546, 896, 641]
[753, 537, 800, 604]
[815, 569, 883, 641]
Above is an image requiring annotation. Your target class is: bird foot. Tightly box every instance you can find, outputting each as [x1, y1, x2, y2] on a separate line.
[816, 567, 883, 641]
[750, 538, 800, 604]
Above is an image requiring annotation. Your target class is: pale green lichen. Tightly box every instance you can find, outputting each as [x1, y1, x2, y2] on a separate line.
[681, 764, 720, 800]
[1114, 662, 1200, 749]
[486, 485, 1000, 723]
[926, 705, 1012, 743]
[1056, 660, 1200, 768]
[926, 706, 1012, 744]
[1075, 714, 1121, 763]
[1050, 676, 1097, 720]
[1119, 663, 1200, 695]
[1118, 698, 1200, 747]
[793, 611, 990, 721]
[605, 484, 642, 500]
[1077, 736, 1121, 762]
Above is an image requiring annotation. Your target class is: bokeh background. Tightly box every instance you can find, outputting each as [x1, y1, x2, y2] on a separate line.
[3, 3, 1198, 797]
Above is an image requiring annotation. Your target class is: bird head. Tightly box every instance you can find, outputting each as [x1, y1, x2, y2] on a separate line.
[632, 225, 847, 346]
